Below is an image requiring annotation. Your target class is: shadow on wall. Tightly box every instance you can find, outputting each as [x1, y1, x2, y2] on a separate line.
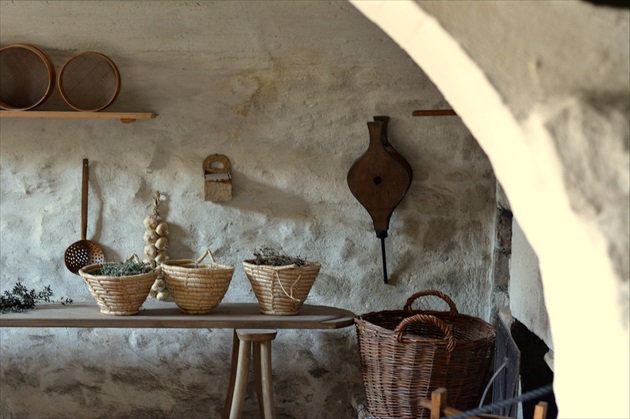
[222, 171, 312, 220]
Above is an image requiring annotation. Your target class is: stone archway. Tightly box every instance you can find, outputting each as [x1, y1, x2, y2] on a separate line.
[350, 1, 629, 417]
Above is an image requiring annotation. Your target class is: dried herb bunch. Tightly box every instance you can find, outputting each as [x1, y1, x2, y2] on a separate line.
[250, 246, 309, 267]
[1, 282, 73, 314]
[97, 259, 154, 277]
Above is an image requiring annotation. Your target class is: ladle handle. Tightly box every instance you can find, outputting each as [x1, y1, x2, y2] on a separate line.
[81, 159, 89, 240]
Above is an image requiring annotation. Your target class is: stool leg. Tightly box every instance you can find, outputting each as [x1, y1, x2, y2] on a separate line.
[259, 339, 275, 419]
[253, 342, 265, 418]
[431, 388, 447, 419]
[227, 329, 277, 419]
[222, 331, 240, 419]
[534, 401, 548, 419]
[229, 337, 251, 419]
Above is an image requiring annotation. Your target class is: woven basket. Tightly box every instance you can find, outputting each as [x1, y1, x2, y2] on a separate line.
[161, 249, 234, 314]
[79, 261, 160, 316]
[355, 290, 496, 419]
[243, 260, 321, 315]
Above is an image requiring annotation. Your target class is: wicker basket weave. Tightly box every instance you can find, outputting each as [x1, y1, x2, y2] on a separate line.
[355, 290, 496, 419]
[161, 249, 233, 314]
[79, 262, 160, 316]
[243, 260, 321, 315]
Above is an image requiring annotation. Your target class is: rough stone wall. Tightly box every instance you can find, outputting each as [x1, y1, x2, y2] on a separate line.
[510, 220, 552, 350]
[0, 2, 496, 418]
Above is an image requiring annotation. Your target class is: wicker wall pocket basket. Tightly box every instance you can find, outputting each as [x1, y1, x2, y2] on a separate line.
[0, 44, 55, 111]
[243, 260, 321, 315]
[355, 289, 496, 419]
[58, 51, 121, 112]
[79, 257, 160, 316]
[161, 249, 234, 314]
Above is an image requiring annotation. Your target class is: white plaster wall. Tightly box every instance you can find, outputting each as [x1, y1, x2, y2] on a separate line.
[510, 219, 552, 350]
[0, 2, 497, 418]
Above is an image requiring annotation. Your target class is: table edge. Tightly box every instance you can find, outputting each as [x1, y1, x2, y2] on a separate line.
[0, 302, 357, 330]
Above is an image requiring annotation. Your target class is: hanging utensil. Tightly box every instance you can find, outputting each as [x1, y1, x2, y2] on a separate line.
[64, 158, 105, 274]
[373, 116, 413, 284]
[347, 120, 412, 284]
[373, 116, 413, 182]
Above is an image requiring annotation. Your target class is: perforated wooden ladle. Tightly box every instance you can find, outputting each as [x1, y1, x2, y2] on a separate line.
[64, 159, 105, 274]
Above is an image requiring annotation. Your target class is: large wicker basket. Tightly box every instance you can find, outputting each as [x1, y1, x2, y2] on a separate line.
[79, 262, 160, 316]
[243, 260, 321, 315]
[161, 249, 233, 314]
[355, 290, 496, 419]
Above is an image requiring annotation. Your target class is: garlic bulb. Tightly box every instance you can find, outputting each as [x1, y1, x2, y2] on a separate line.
[154, 252, 167, 264]
[144, 244, 158, 258]
[144, 216, 158, 230]
[155, 237, 169, 250]
[144, 230, 158, 243]
[151, 279, 166, 292]
[155, 222, 169, 237]
[156, 291, 169, 301]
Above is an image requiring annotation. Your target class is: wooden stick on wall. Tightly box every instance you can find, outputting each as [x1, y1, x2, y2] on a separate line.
[412, 109, 457, 116]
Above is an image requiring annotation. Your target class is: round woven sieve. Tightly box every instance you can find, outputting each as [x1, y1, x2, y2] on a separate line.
[58, 51, 121, 112]
[0, 44, 55, 111]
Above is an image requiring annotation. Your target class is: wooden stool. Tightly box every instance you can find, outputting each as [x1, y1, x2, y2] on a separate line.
[421, 387, 548, 419]
[223, 329, 278, 419]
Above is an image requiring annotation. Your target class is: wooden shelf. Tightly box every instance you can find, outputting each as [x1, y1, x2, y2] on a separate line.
[0, 111, 155, 124]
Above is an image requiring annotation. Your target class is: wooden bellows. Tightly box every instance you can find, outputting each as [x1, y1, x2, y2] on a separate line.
[347, 116, 412, 283]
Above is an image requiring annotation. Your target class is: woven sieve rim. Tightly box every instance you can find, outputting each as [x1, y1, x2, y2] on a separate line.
[58, 51, 121, 112]
[0, 44, 55, 111]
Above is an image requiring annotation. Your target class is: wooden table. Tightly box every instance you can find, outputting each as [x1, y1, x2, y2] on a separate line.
[0, 302, 356, 418]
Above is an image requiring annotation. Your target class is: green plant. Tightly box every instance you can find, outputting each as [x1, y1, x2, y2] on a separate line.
[250, 246, 309, 267]
[97, 259, 154, 276]
[0, 282, 73, 314]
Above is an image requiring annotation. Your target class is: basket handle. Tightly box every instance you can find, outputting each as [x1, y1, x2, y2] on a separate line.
[126, 254, 142, 264]
[403, 289, 458, 319]
[197, 249, 218, 265]
[394, 313, 456, 353]
[273, 271, 303, 303]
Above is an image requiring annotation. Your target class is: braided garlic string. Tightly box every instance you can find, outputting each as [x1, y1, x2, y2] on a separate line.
[144, 191, 170, 301]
